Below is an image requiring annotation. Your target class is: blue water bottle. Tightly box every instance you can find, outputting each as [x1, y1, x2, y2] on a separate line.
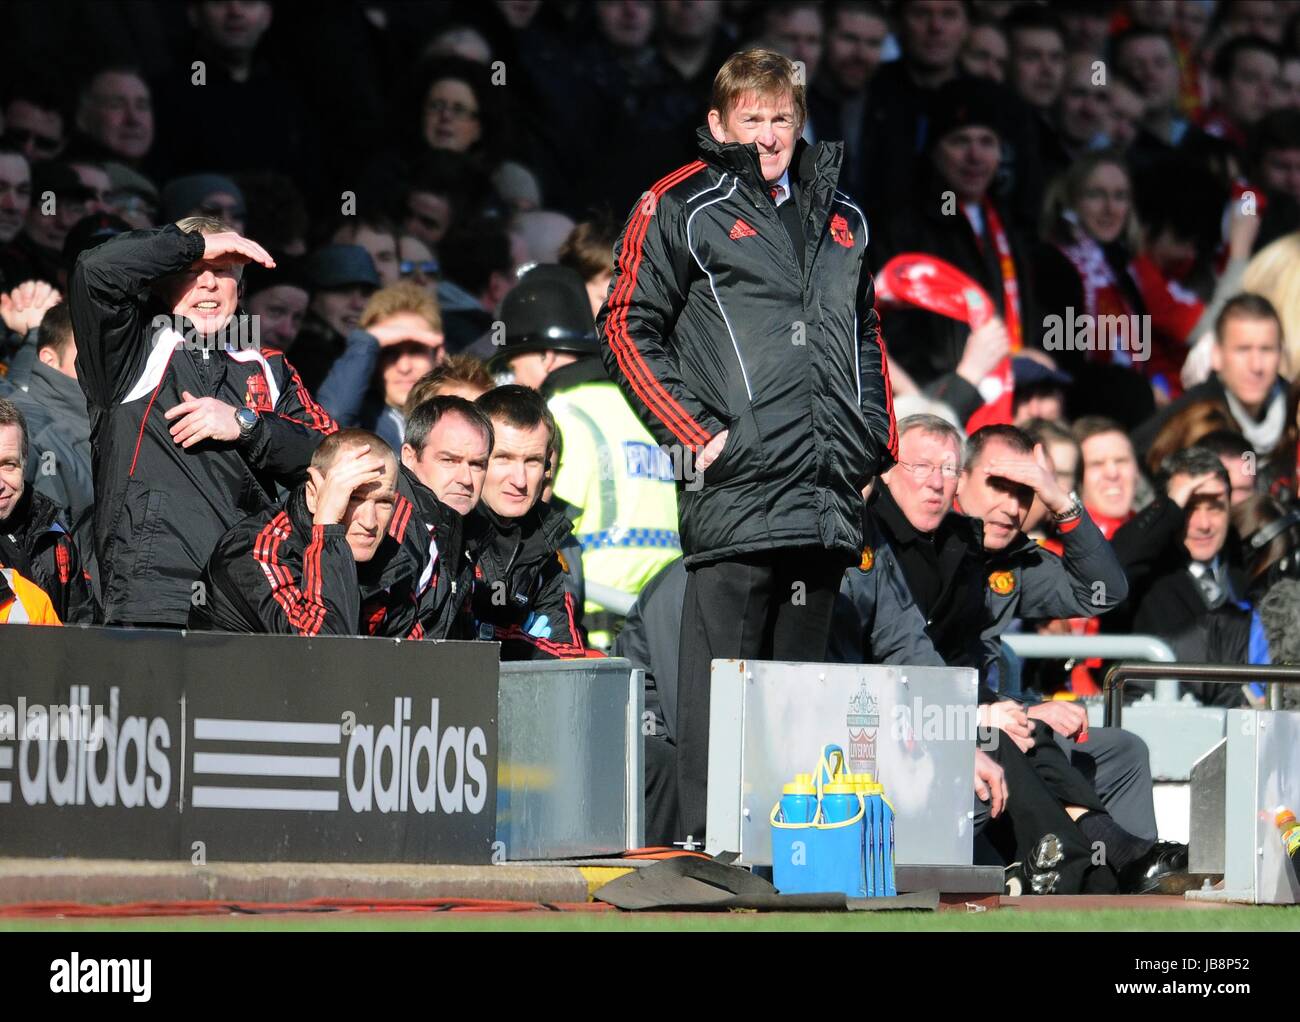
[780, 773, 817, 823]
[820, 779, 859, 823]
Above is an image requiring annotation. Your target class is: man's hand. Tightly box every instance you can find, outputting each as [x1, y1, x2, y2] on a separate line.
[164, 390, 242, 448]
[1167, 471, 1221, 509]
[955, 317, 1010, 386]
[979, 698, 1034, 752]
[974, 750, 1007, 818]
[1026, 700, 1088, 740]
[983, 442, 1073, 516]
[1, 280, 62, 334]
[366, 312, 444, 350]
[696, 429, 729, 472]
[200, 231, 276, 270]
[310, 445, 387, 526]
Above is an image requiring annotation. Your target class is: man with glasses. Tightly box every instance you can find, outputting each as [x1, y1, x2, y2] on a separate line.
[0, 161, 108, 288]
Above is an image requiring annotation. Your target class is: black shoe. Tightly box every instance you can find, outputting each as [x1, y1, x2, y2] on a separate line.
[1118, 840, 1189, 894]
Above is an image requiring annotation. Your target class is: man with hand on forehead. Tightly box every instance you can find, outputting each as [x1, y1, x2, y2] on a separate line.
[957, 424, 1166, 880]
[70, 214, 336, 628]
[190, 429, 420, 637]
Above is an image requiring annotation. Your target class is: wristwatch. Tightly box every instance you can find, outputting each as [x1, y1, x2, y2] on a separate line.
[234, 407, 260, 442]
[1053, 490, 1084, 524]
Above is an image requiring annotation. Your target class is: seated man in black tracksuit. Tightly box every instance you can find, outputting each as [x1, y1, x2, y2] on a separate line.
[467, 385, 591, 660]
[189, 429, 420, 637]
[394, 394, 495, 640]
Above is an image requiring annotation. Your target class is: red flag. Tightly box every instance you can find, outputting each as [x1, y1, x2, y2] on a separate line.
[875, 254, 1013, 431]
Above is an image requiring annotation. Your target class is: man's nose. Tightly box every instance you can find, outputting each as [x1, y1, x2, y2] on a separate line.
[354, 500, 377, 528]
[196, 270, 218, 288]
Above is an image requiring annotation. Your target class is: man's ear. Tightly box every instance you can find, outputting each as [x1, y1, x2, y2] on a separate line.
[1210, 339, 1224, 375]
[305, 467, 323, 514]
[37, 347, 58, 368]
[707, 108, 727, 143]
[400, 444, 417, 471]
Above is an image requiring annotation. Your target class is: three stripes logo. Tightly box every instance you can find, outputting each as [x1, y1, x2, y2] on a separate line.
[192, 716, 342, 812]
[729, 218, 757, 240]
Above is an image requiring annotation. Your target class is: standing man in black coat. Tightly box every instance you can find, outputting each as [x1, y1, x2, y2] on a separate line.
[599, 48, 897, 840]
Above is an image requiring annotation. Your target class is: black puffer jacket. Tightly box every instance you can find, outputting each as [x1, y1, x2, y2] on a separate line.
[598, 126, 897, 567]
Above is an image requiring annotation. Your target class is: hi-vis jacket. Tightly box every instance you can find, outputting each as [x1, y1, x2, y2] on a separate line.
[544, 357, 681, 617]
[598, 126, 897, 567]
[70, 226, 336, 626]
[0, 566, 60, 625]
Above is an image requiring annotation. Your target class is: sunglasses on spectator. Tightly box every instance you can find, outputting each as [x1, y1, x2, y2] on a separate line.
[400, 259, 440, 277]
[4, 128, 60, 155]
[425, 99, 479, 121]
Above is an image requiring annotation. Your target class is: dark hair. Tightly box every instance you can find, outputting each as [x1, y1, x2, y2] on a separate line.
[232, 172, 310, 259]
[1211, 34, 1281, 81]
[965, 423, 1034, 469]
[828, 1, 887, 32]
[1215, 292, 1284, 345]
[1267, 375, 1300, 496]
[404, 395, 494, 456]
[1196, 428, 1254, 462]
[77, 64, 148, 106]
[310, 427, 394, 472]
[438, 217, 513, 296]
[0, 397, 29, 468]
[1111, 26, 1176, 64]
[1022, 417, 1075, 449]
[1003, 5, 1067, 48]
[36, 302, 73, 358]
[1252, 109, 1300, 165]
[1072, 415, 1129, 447]
[2, 64, 68, 118]
[1158, 445, 1231, 494]
[476, 384, 556, 457]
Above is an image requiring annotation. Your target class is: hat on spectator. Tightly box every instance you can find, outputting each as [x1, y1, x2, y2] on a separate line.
[1012, 356, 1072, 388]
[486, 263, 597, 372]
[103, 161, 159, 202]
[493, 160, 542, 210]
[243, 260, 312, 300]
[62, 212, 130, 272]
[161, 173, 247, 223]
[928, 78, 1007, 146]
[302, 244, 381, 291]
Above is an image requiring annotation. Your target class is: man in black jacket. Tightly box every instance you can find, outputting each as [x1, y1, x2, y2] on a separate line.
[599, 48, 896, 839]
[468, 385, 591, 660]
[69, 216, 337, 627]
[0, 397, 95, 622]
[398, 394, 493, 640]
[190, 429, 418, 636]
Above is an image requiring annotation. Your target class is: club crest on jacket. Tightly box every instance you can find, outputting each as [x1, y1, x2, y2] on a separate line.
[987, 569, 1016, 596]
[830, 213, 854, 248]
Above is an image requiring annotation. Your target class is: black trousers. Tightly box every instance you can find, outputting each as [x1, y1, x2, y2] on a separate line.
[675, 548, 846, 840]
[644, 733, 680, 848]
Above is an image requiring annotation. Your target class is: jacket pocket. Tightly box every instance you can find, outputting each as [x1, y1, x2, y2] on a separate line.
[700, 410, 754, 488]
[105, 479, 166, 601]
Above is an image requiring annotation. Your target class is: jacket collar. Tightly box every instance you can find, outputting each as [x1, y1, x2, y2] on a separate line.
[27, 362, 89, 424]
[694, 125, 843, 205]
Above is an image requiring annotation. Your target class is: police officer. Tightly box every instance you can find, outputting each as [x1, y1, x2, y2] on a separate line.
[491, 264, 681, 649]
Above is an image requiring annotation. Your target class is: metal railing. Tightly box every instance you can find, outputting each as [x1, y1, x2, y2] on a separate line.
[1103, 662, 1300, 727]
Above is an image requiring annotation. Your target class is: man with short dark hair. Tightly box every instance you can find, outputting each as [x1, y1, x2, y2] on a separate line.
[190, 429, 420, 636]
[69, 216, 337, 627]
[468, 384, 591, 659]
[2, 70, 67, 163]
[0, 148, 31, 250]
[1202, 35, 1280, 148]
[67, 66, 154, 168]
[1134, 447, 1244, 660]
[0, 397, 95, 622]
[1134, 293, 1288, 457]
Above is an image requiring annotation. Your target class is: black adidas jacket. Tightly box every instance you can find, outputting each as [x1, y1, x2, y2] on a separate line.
[69, 225, 336, 626]
[188, 484, 420, 637]
[393, 466, 475, 640]
[598, 126, 897, 567]
[467, 502, 593, 660]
